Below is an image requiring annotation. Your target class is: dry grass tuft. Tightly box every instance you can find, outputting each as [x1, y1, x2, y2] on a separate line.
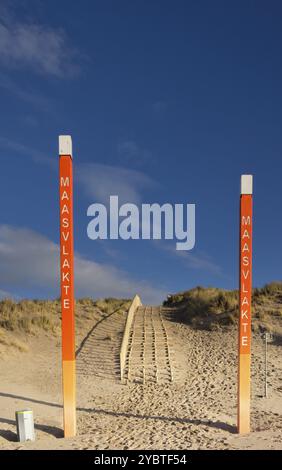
[94, 298, 131, 316]
[0, 296, 131, 353]
[0, 328, 29, 352]
[164, 282, 282, 333]
[0, 298, 61, 334]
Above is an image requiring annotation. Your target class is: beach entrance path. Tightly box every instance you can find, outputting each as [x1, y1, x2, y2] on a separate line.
[123, 306, 182, 384]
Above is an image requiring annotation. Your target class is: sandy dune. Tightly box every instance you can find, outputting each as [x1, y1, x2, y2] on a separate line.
[0, 306, 281, 450]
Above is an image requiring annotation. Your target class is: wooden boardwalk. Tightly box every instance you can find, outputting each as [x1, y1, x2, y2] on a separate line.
[123, 306, 180, 384]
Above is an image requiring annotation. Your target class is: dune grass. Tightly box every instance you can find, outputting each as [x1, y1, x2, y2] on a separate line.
[0, 299, 61, 334]
[0, 297, 131, 335]
[164, 282, 282, 333]
[0, 297, 131, 354]
[0, 329, 29, 352]
[94, 297, 131, 316]
[1, 284, 281, 351]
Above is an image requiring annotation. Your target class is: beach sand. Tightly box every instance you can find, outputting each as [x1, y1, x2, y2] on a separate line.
[0, 309, 281, 450]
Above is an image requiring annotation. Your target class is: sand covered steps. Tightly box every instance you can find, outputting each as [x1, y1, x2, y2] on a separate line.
[122, 305, 182, 384]
[76, 308, 126, 381]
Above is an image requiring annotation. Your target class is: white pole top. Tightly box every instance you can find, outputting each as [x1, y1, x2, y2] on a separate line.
[241, 174, 253, 195]
[59, 135, 72, 157]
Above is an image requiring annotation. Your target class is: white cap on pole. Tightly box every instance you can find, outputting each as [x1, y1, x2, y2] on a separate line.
[241, 175, 253, 195]
[59, 135, 72, 157]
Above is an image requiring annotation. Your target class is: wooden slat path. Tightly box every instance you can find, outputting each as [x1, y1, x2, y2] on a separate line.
[123, 306, 179, 384]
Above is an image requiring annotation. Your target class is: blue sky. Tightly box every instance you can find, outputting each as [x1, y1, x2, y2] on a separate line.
[0, 0, 281, 303]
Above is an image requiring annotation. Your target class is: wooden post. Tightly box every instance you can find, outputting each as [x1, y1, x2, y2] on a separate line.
[238, 174, 253, 434]
[59, 135, 76, 437]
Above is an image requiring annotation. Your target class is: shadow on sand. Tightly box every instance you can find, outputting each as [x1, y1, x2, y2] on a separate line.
[76, 306, 123, 357]
[0, 416, 63, 441]
[0, 391, 236, 441]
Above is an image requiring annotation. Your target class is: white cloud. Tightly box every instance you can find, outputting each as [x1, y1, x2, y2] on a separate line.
[76, 163, 156, 205]
[0, 225, 165, 304]
[0, 138, 156, 206]
[0, 135, 55, 168]
[0, 288, 16, 300]
[159, 242, 223, 276]
[117, 140, 152, 165]
[0, 17, 80, 77]
[0, 72, 51, 108]
[0, 133, 156, 207]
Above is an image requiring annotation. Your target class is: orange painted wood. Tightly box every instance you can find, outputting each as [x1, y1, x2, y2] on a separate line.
[59, 154, 76, 437]
[59, 155, 75, 361]
[238, 193, 252, 434]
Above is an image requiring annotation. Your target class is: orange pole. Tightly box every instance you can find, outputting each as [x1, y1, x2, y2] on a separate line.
[59, 136, 76, 437]
[238, 174, 253, 434]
